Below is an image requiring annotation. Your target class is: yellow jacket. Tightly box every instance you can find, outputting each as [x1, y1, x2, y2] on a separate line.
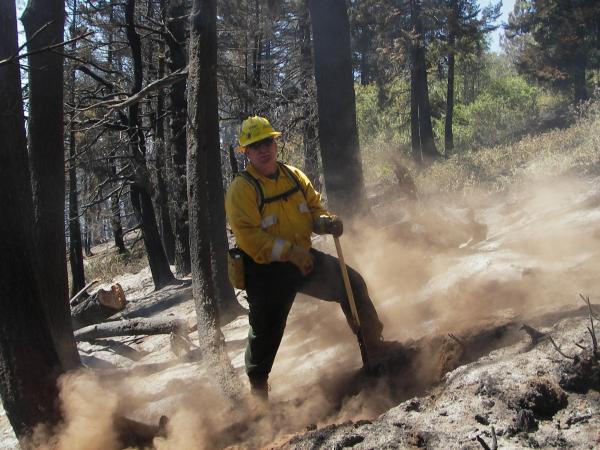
[225, 163, 329, 264]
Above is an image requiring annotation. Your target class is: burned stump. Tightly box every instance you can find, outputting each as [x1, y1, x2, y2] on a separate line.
[72, 284, 126, 329]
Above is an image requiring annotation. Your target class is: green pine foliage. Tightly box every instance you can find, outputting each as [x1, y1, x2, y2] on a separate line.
[506, 0, 600, 102]
[417, 97, 600, 193]
[355, 51, 565, 183]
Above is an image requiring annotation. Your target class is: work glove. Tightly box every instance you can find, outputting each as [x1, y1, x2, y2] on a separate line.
[314, 215, 343, 237]
[286, 244, 314, 276]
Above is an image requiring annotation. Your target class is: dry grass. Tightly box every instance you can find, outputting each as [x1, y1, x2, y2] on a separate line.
[416, 100, 600, 194]
[83, 238, 148, 283]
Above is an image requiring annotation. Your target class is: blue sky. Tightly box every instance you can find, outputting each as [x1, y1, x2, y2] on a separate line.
[481, 0, 517, 53]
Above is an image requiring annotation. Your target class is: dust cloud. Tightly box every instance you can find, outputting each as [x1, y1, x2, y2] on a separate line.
[30, 174, 600, 449]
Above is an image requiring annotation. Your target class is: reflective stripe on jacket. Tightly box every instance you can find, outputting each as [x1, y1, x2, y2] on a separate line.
[225, 163, 329, 264]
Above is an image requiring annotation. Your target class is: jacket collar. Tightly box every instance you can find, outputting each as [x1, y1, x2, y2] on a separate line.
[246, 162, 282, 182]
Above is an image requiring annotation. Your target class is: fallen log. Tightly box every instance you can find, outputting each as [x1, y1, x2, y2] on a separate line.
[74, 317, 189, 341]
[72, 283, 126, 329]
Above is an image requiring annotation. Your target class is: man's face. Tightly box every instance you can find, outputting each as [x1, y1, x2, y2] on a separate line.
[246, 137, 277, 176]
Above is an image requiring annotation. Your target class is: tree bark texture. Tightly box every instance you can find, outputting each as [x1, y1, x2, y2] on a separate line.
[67, 6, 86, 298]
[22, 0, 80, 370]
[130, 186, 175, 289]
[68, 131, 86, 298]
[0, 1, 64, 438]
[207, 145, 243, 322]
[152, 43, 176, 264]
[165, 0, 192, 276]
[74, 317, 188, 341]
[110, 172, 127, 254]
[299, 3, 322, 193]
[445, 41, 455, 155]
[572, 51, 588, 103]
[410, 0, 439, 162]
[444, 0, 459, 156]
[410, 62, 422, 163]
[105, 3, 127, 255]
[187, 0, 242, 400]
[125, 0, 175, 289]
[228, 145, 239, 176]
[308, 0, 365, 216]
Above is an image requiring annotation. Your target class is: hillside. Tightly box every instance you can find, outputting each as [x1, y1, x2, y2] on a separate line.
[2, 119, 600, 449]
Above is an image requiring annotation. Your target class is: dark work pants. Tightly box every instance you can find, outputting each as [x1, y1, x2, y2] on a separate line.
[243, 248, 384, 382]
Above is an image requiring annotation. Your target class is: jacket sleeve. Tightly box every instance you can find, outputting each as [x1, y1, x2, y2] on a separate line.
[225, 177, 292, 264]
[290, 167, 331, 222]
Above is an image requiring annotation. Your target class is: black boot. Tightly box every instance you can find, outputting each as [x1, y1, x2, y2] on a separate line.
[249, 376, 269, 401]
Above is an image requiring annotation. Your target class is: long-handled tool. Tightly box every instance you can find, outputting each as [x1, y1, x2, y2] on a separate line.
[333, 236, 371, 372]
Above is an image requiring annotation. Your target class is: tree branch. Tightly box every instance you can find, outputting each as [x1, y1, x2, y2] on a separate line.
[81, 68, 188, 113]
[0, 32, 94, 67]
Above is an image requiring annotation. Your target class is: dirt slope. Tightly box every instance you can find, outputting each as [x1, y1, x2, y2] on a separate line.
[1, 175, 600, 449]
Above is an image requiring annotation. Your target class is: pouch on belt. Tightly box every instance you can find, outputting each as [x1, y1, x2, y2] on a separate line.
[227, 248, 245, 290]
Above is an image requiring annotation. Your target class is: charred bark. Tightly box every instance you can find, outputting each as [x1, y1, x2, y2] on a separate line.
[106, 3, 127, 255]
[0, 1, 64, 438]
[207, 143, 244, 322]
[410, 62, 422, 163]
[130, 184, 175, 289]
[308, 0, 365, 216]
[572, 52, 589, 103]
[165, 0, 191, 276]
[414, 45, 437, 160]
[109, 177, 127, 254]
[188, 0, 242, 399]
[67, 3, 86, 298]
[228, 145, 239, 176]
[409, 0, 439, 163]
[153, 43, 176, 264]
[125, 0, 175, 289]
[299, 3, 322, 193]
[22, 0, 80, 370]
[445, 35, 455, 156]
[68, 140, 86, 299]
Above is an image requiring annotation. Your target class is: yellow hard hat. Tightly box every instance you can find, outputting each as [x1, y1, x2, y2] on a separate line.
[238, 116, 282, 151]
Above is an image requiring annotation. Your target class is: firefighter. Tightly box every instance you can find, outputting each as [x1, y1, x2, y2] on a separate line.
[225, 116, 384, 399]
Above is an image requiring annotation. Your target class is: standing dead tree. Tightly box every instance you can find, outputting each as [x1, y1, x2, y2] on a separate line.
[0, 0, 65, 440]
[308, 0, 366, 216]
[187, 0, 243, 399]
[22, 0, 81, 370]
[125, 0, 175, 290]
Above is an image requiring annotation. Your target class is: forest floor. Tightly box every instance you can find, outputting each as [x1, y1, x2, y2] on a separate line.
[2, 173, 600, 448]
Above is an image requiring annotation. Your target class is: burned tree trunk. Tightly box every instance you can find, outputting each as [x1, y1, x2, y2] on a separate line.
[125, 0, 175, 290]
[308, 0, 365, 216]
[410, 0, 438, 162]
[207, 147, 245, 322]
[410, 60, 422, 163]
[68, 125, 86, 298]
[152, 39, 176, 264]
[228, 145, 239, 176]
[299, 3, 321, 193]
[444, 3, 457, 156]
[187, 0, 242, 399]
[0, 1, 64, 438]
[22, 0, 80, 370]
[106, 3, 127, 255]
[109, 171, 127, 254]
[67, 3, 86, 298]
[165, 0, 191, 276]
